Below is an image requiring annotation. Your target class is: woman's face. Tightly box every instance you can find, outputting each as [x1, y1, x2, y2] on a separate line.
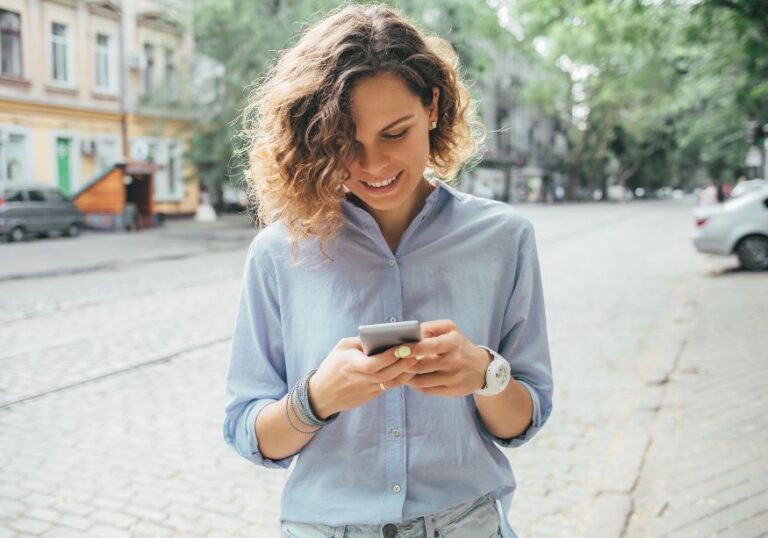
[344, 72, 438, 214]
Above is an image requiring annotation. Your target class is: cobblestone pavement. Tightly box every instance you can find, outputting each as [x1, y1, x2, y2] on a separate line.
[624, 269, 768, 538]
[1, 201, 765, 537]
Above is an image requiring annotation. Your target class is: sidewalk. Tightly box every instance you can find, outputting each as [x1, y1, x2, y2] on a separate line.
[0, 213, 256, 282]
[624, 266, 768, 537]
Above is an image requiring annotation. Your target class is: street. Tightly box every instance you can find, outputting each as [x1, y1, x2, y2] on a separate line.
[1, 200, 766, 538]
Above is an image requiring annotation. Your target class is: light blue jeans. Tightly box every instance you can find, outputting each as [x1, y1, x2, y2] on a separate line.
[281, 493, 502, 537]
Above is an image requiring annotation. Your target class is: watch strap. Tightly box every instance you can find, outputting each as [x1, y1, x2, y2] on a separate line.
[474, 345, 511, 396]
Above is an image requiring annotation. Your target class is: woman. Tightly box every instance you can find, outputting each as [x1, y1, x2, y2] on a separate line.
[224, 5, 553, 537]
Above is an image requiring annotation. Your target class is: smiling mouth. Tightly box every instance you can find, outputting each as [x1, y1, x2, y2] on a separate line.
[359, 170, 403, 193]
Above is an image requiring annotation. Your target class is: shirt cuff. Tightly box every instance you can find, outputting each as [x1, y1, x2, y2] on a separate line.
[477, 376, 547, 449]
[236, 398, 295, 469]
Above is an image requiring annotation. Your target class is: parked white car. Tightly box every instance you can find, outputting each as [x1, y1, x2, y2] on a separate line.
[693, 186, 768, 270]
[730, 179, 766, 199]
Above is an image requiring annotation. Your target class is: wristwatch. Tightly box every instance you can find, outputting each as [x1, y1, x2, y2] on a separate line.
[474, 346, 512, 397]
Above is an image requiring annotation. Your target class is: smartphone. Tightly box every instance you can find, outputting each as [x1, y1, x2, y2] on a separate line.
[358, 320, 421, 356]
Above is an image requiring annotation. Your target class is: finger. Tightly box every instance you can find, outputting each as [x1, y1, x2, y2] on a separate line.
[412, 385, 455, 397]
[408, 333, 455, 361]
[419, 319, 457, 338]
[407, 371, 456, 389]
[348, 348, 400, 374]
[378, 357, 420, 383]
[362, 343, 416, 372]
[404, 355, 448, 375]
[337, 336, 363, 351]
[388, 371, 417, 386]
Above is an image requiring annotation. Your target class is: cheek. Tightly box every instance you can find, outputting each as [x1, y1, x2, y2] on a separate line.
[401, 134, 431, 166]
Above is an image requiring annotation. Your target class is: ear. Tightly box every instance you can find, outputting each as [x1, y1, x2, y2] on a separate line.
[429, 87, 440, 123]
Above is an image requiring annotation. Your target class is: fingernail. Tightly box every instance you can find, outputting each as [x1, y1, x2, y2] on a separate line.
[415, 355, 424, 361]
[395, 346, 411, 358]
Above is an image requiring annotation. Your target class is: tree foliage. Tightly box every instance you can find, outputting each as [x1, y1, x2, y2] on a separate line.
[506, 0, 768, 194]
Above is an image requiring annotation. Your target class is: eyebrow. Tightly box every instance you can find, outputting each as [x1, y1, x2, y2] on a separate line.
[380, 114, 415, 132]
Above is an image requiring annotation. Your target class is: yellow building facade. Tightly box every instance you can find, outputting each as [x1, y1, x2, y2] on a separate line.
[0, 0, 200, 217]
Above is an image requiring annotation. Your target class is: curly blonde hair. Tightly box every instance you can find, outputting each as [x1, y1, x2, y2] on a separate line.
[239, 3, 484, 258]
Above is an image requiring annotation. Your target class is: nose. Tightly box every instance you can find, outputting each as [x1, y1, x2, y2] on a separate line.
[356, 144, 390, 176]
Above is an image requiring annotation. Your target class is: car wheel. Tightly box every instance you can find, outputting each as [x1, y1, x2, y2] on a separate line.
[9, 226, 25, 242]
[736, 235, 768, 271]
[64, 223, 81, 237]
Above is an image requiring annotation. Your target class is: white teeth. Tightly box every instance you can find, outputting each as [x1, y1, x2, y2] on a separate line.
[365, 173, 398, 188]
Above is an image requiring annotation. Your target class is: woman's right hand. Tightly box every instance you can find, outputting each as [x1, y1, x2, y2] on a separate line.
[308, 337, 420, 419]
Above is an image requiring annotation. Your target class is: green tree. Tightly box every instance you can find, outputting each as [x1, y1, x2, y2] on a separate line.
[504, 0, 768, 195]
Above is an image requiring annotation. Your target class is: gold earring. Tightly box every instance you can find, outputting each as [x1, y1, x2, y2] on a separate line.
[430, 121, 437, 130]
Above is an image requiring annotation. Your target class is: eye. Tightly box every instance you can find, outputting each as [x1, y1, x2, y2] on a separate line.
[383, 129, 408, 140]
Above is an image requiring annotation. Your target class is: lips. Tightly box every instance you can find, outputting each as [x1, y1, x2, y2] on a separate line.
[359, 170, 403, 194]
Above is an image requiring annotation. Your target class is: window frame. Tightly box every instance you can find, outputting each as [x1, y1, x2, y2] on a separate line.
[143, 42, 154, 95]
[0, 124, 33, 185]
[94, 32, 113, 92]
[0, 9, 23, 78]
[164, 46, 176, 100]
[50, 21, 74, 86]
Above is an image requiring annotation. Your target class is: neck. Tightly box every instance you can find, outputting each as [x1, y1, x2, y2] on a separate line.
[360, 177, 435, 252]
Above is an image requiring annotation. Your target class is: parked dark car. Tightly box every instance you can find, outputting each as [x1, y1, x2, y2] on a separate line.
[0, 185, 85, 242]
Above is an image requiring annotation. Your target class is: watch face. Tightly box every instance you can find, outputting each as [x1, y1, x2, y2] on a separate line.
[495, 360, 511, 387]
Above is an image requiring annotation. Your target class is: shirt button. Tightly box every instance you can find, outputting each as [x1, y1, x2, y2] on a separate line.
[389, 316, 397, 323]
[391, 428, 400, 437]
[388, 259, 396, 267]
[393, 484, 401, 493]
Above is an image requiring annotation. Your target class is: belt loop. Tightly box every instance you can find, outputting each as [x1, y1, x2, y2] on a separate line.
[334, 525, 346, 538]
[424, 514, 437, 538]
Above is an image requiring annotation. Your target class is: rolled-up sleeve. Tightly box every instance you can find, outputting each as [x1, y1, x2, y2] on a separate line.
[479, 220, 554, 448]
[223, 239, 294, 469]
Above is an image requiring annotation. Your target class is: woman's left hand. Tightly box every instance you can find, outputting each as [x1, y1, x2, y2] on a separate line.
[402, 319, 491, 397]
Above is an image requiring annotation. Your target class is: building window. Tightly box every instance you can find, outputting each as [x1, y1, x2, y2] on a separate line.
[95, 137, 119, 172]
[137, 138, 183, 201]
[164, 47, 176, 100]
[143, 43, 154, 94]
[95, 33, 112, 90]
[51, 22, 70, 83]
[0, 130, 31, 183]
[0, 9, 22, 77]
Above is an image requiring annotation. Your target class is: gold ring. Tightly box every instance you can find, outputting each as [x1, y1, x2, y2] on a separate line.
[379, 382, 387, 391]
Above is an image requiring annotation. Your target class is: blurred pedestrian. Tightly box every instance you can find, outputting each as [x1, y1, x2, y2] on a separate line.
[223, 5, 553, 538]
[716, 182, 726, 203]
[699, 181, 718, 205]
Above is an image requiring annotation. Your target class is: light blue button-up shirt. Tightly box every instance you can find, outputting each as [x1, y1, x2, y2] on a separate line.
[223, 179, 553, 537]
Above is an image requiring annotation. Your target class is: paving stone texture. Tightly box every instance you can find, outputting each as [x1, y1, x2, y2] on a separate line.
[1, 200, 765, 537]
